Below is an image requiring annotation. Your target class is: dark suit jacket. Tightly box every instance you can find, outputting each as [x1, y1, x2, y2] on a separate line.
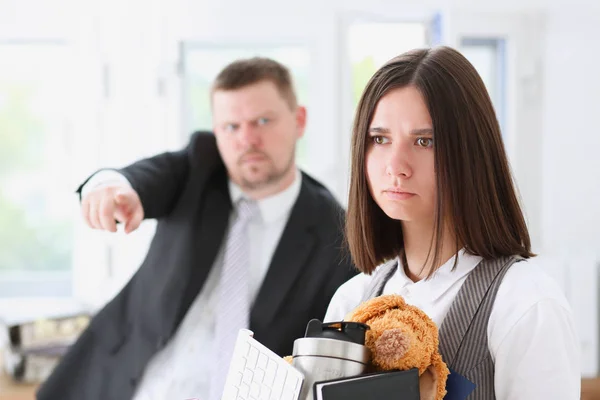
[37, 131, 357, 400]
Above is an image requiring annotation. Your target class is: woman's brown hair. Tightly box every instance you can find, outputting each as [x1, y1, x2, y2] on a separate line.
[347, 46, 534, 276]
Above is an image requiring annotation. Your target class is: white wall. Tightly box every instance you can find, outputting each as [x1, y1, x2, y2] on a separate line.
[541, 10, 600, 375]
[542, 9, 600, 256]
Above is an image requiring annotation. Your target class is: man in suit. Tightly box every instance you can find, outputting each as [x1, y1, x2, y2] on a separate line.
[37, 57, 356, 400]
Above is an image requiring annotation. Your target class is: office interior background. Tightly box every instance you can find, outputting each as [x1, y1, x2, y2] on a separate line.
[0, 0, 599, 384]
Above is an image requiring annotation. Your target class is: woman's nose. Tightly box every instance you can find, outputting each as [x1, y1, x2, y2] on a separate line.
[385, 144, 412, 178]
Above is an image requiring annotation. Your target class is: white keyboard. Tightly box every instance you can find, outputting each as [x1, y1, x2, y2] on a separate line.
[221, 329, 304, 400]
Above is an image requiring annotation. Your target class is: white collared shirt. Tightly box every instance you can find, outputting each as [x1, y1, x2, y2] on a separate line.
[83, 168, 302, 400]
[325, 249, 581, 400]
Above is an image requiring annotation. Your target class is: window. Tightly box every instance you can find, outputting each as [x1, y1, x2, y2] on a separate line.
[347, 22, 428, 111]
[459, 38, 507, 132]
[0, 42, 76, 297]
[180, 44, 311, 169]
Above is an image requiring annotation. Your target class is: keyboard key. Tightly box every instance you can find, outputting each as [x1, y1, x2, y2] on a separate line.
[242, 341, 251, 356]
[284, 375, 299, 392]
[280, 377, 298, 400]
[259, 384, 271, 400]
[233, 371, 243, 387]
[250, 381, 261, 399]
[257, 353, 268, 369]
[238, 383, 250, 399]
[270, 369, 287, 400]
[242, 368, 254, 385]
[253, 367, 265, 384]
[281, 390, 295, 400]
[247, 346, 259, 368]
[228, 355, 248, 377]
[265, 360, 277, 386]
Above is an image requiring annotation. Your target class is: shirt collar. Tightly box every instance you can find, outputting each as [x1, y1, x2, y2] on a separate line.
[394, 248, 483, 300]
[228, 169, 302, 224]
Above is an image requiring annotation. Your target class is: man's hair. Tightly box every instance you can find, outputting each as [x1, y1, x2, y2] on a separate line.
[211, 57, 298, 109]
[347, 46, 534, 276]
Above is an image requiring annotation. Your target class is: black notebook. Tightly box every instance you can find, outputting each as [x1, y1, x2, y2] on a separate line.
[313, 368, 420, 400]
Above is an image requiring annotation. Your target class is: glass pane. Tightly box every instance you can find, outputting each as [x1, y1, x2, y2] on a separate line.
[181, 45, 311, 168]
[0, 43, 74, 279]
[348, 23, 428, 109]
[459, 38, 506, 131]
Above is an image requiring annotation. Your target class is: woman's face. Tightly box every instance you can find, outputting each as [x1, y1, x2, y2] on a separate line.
[365, 85, 437, 225]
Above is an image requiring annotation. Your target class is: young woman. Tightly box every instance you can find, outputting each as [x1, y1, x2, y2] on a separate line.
[326, 46, 580, 399]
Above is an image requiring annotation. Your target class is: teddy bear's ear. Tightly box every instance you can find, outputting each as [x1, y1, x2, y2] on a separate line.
[345, 294, 407, 323]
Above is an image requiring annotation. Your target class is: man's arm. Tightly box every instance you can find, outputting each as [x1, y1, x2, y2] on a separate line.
[77, 145, 190, 233]
[117, 147, 190, 220]
[79, 170, 132, 199]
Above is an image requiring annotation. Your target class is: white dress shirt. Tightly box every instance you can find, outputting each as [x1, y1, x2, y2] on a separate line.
[325, 249, 581, 400]
[83, 169, 302, 400]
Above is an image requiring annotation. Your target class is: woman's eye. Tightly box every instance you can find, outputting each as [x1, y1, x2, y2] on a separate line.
[372, 136, 389, 145]
[257, 117, 270, 126]
[416, 137, 433, 148]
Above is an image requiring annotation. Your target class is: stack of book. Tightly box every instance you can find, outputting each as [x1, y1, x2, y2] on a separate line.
[1, 314, 90, 383]
[312, 369, 420, 400]
[312, 367, 476, 400]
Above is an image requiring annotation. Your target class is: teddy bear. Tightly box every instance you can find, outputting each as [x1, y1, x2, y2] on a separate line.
[344, 294, 450, 400]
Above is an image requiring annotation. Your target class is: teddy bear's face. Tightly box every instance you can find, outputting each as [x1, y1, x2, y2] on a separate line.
[363, 308, 438, 374]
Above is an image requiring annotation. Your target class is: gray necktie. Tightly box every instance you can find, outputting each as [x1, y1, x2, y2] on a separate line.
[210, 198, 258, 400]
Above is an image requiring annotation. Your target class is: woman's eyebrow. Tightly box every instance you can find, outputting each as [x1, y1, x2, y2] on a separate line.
[367, 127, 434, 135]
[410, 128, 433, 135]
[368, 126, 389, 134]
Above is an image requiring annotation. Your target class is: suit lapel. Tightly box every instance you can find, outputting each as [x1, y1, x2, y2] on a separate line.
[251, 176, 318, 329]
[164, 168, 232, 336]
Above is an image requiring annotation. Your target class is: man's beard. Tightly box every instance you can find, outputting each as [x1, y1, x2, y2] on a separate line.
[238, 149, 295, 191]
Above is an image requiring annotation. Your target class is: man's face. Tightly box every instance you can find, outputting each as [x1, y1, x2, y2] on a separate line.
[212, 80, 306, 197]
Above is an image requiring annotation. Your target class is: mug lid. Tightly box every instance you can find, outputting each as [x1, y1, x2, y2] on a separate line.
[304, 319, 370, 345]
